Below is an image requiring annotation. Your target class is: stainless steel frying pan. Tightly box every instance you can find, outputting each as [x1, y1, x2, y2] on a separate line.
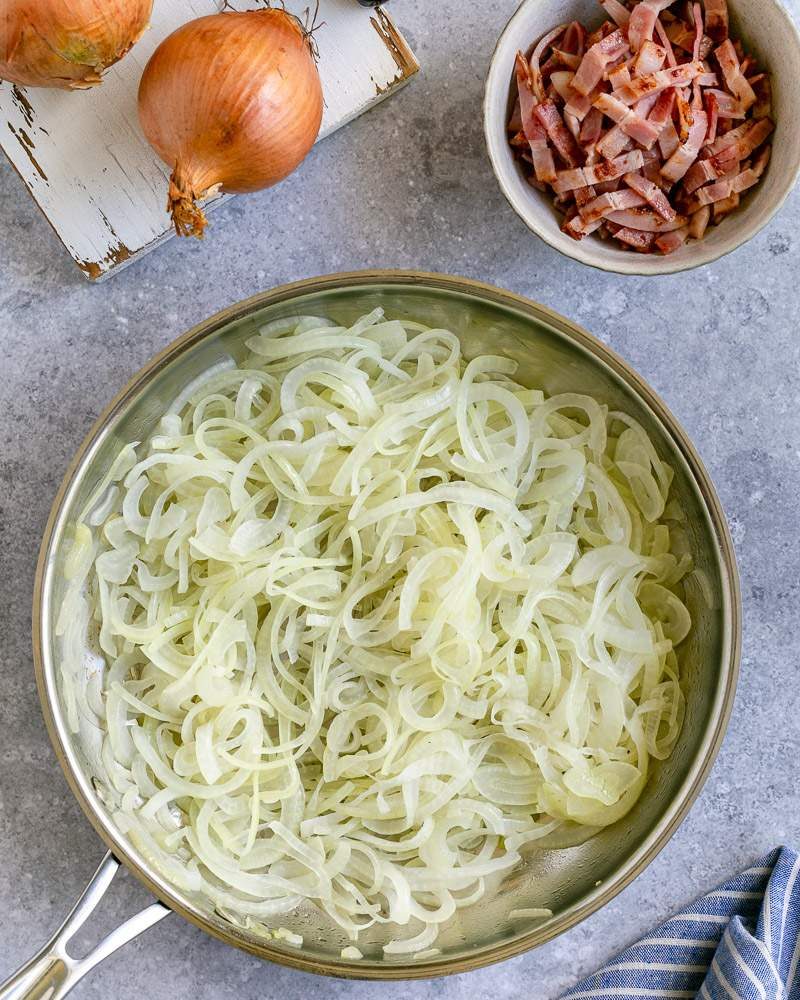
[1, 272, 740, 998]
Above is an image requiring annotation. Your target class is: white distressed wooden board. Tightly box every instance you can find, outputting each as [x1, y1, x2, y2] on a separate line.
[0, 2, 418, 280]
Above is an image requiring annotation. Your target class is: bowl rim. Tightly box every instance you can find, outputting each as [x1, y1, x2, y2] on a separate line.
[483, 0, 800, 276]
[33, 269, 741, 980]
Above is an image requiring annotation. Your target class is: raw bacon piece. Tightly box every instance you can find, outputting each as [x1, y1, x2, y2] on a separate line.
[704, 90, 720, 145]
[688, 205, 712, 238]
[515, 53, 558, 185]
[552, 150, 645, 193]
[600, 0, 632, 27]
[594, 93, 661, 148]
[665, 20, 713, 59]
[612, 226, 657, 250]
[578, 188, 648, 223]
[685, 146, 771, 209]
[648, 87, 677, 130]
[530, 25, 570, 101]
[623, 171, 677, 219]
[596, 124, 635, 160]
[606, 206, 689, 231]
[608, 63, 632, 89]
[634, 40, 668, 76]
[580, 107, 604, 145]
[654, 225, 690, 253]
[654, 18, 679, 67]
[661, 111, 708, 183]
[628, 0, 676, 52]
[571, 29, 629, 95]
[704, 0, 729, 42]
[707, 117, 774, 160]
[713, 192, 740, 218]
[565, 85, 601, 122]
[704, 89, 746, 119]
[659, 119, 681, 159]
[751, 75, 772, 120]
[563, 213, 604, 239]
[715, 39, 757, 111]
[683, 142, 740, 193]
[613, 61, 704, 106]
[533, 100, 584, 167]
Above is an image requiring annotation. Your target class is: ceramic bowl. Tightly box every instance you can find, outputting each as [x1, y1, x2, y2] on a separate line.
[483, 0, 800, 274]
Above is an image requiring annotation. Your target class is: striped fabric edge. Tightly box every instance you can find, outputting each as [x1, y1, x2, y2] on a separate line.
[561, 846, 800, 1000]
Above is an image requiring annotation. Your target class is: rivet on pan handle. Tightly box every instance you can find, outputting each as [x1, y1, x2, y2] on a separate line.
[0, 853, 170, 1000]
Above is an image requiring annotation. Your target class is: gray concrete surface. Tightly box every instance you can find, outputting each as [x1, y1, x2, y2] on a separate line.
[1, 2, 799, 998]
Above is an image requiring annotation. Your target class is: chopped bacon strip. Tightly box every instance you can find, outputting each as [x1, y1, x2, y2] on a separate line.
[606, 206, 689, 231]
[751, 75, 772, 120]
[612, 225, 657, 250]
[690, 3, 704, 61]
[623, 171, 677, 220]
[600, 0, 632, 27]
[655, 225, 690, 253]
[579, 188, 648, 223]
[654, 18, 679, 67]
[515, 53, 558, 185]
[648, 87, 676, 129]
[562, 21, 587, 55]
[659, 119, 681, 159]
[574, 184, 598, 207]
[549, 71, 575, 102]
[563, 213, 604, 239]
[565, 85, 601, 122]
[713, 191, 740, 218]
[552, 150, 645, 193]
[715, 39, 757, 111]
[664, 20, 713, 59]
[533, 100, 584, 167]
[683, 142, 740, 193]
[703, 89, 745, 119]
[587, 20, 620, 48]
[704, 0, 729, 42]
[580, 107, 604, 145]
[704, 90, 720, 145]
[594, 93, 661, 147]
[634, 40, 668, 76]
[628, 0, 675, 52]
[676, 90, 694, 142]
[661, 111, 708, 182]
[608, 63, 632, 89]
[596, 124, 634, 160]
[530, 25, 570, 101]
[688, 205, 711, 238]
[571, 28, 629, 95]
[684, 146, 771, 209]
[613, 61, 704, 106]
[707, 117, 774, 159]
[507, 0, 773, 255]
[556, 48, 584, 71]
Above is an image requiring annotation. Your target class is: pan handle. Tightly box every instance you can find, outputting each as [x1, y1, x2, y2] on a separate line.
[0, 852, 170, 1000]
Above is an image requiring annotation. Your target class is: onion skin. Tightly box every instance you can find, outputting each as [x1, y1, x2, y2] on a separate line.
[0, 0, 153, 89]
[137, 10, 324, 239]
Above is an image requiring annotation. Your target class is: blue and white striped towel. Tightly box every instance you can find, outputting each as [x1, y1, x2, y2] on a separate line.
[562, 846, 800, 1000]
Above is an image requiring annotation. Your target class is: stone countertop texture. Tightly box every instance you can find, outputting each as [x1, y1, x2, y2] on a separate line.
[1, 2, 799, 998]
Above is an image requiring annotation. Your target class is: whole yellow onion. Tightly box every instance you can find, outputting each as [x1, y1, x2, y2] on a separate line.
[138, 10, 324, 239]
[0, 0, 153, 89]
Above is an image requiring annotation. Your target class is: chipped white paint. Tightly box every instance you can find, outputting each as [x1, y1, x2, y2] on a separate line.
[0, 2, 418, 279]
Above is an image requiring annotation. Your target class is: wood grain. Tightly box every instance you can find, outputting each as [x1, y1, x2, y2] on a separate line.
[0, 2, 418, 280]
